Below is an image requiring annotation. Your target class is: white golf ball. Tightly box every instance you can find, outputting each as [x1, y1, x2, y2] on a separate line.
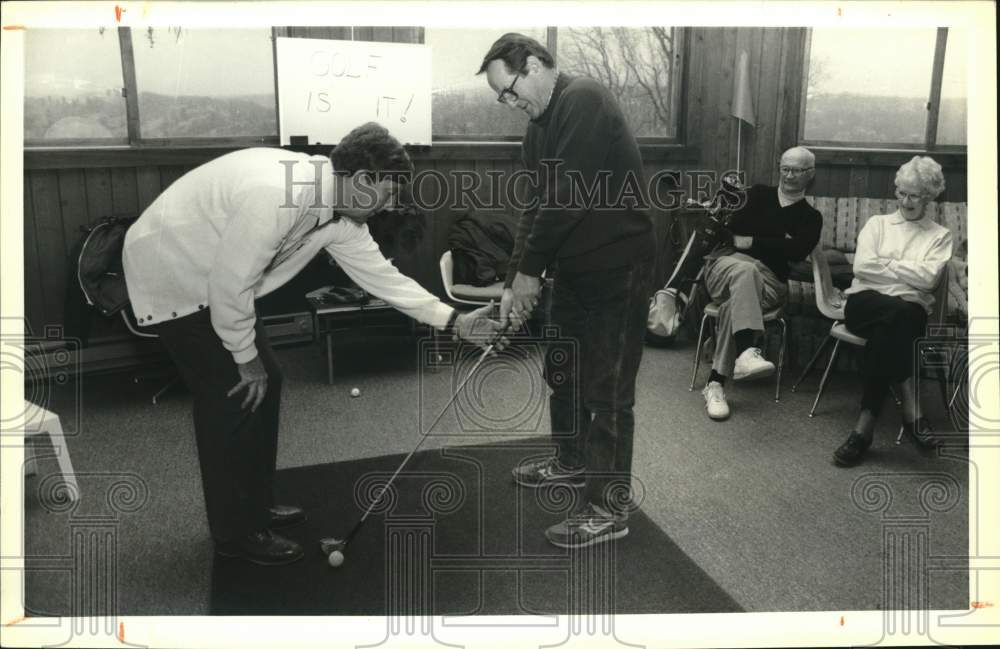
[350, 388, 361, 398]
[328, 550, 345, 568]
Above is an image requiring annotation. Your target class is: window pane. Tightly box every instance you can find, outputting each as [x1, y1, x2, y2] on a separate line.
[558, 27, 680, 138]
[804, 28, 936, 145]
[936, 30, 967, 145]
[426, 28, 547, 138]
[132, 28, 276, 138]
[24, 29, 127, 141]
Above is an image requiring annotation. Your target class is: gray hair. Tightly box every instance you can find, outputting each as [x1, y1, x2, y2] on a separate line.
[896, 156, 945, 199]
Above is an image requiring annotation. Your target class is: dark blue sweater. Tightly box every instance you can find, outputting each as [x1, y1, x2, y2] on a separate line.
[505, 73, 655, 285]
[726, 185, 823, 281]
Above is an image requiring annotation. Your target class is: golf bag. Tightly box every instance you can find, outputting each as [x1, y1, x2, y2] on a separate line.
[646, 173, 746, 346]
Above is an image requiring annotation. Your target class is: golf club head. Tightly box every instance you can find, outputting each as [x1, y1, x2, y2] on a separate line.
[319, 536, 346, 556]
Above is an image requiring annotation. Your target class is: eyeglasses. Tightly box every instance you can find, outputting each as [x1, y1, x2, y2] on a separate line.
[894, 189, 925, 203]
[779, 166, 814, 177]
[497, 75, 520, 105]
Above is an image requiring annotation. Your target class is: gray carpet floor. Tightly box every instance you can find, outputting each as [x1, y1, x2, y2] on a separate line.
[20, 331, 969, 616]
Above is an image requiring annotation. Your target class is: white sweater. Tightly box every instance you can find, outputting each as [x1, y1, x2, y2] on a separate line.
[843, 210, 953, 314]
[123, 148, 452, 364]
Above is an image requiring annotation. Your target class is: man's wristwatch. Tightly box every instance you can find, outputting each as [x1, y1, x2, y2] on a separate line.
[446, 309, 461, 336]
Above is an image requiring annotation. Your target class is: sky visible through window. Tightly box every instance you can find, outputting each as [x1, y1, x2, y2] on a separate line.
[805, 27, 967, 145]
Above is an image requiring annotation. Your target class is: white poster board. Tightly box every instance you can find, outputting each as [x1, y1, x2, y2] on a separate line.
[275, 37, 431, 146]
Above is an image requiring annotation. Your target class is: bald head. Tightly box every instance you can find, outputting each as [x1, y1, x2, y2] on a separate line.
[778, 146, 815, 194]
[781, 146, 815, 168]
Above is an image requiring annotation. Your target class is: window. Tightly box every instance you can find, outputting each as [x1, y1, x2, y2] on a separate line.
[24, 27, 277, 146]
[24, 26, 687, 146]
[558, 27, 681, 138]
[427, 26, 683, 140]
[936, 29, 967, 146]
[802, 27, 966, 149]
[426, 27, 548, 139]
[24, 29, 128, 143]
[131, 28, 277, 139]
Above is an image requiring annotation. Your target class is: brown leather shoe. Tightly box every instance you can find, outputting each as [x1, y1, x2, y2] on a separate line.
[268, 505, 306, 529]
[215, 529, 304, 566]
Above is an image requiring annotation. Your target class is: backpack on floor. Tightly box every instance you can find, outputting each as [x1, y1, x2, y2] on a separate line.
[75, 215, 136, 317]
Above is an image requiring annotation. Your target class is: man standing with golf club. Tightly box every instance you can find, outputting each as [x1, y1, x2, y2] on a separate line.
[124, 122, 503, 566]
[479, 34, 656, 548]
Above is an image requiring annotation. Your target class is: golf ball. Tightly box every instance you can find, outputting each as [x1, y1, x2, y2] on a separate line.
[350, 388, 360, 398]
[328, 550, 345, 568]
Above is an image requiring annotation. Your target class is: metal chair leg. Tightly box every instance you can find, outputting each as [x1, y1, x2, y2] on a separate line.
[888, 384, 901, 407]
[810, 338, 841, 417]
[948, 371, 966, 410]
[792, 335, 832, 393]
[689, 313, 710, 391]
[934, 363, 950, 413]
[151, 375, 181, 405]
[775, 318, 787, 402]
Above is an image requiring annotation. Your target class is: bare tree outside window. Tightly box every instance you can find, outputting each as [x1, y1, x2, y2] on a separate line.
[558, 27, 680, 138]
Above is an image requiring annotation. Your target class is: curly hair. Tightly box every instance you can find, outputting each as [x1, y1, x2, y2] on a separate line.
[329, 122, 414, 181]
[477, 32, 555, 75]
[896, 155, 946, 200]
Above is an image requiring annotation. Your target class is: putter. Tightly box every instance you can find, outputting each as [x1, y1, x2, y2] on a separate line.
[320, 320, 513, 560]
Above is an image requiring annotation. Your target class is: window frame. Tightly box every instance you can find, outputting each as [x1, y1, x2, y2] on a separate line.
[23, 27, 281, 150]
[798, 26, 966, 153]
[23, 26, 688, 149]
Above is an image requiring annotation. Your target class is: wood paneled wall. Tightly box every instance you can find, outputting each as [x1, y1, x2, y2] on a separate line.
[21, 26, 968, 355]
[686, 27, 806, 186]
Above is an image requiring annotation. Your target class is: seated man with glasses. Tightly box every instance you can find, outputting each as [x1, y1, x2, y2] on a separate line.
[698, 146, 823, 420]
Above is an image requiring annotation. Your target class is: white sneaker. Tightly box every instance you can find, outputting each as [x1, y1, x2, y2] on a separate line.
[702, 381, 730, 420]
[733, 347, 775, 381]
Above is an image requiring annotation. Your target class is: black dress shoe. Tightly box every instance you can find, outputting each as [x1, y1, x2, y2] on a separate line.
[268, 504, 306, 529]
[215, 529, 304, 566]
[833, 431, 872, 467]
[904, 417, 942, 449]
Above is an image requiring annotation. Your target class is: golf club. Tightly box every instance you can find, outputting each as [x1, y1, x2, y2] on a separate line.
[320, 320, 513, 565]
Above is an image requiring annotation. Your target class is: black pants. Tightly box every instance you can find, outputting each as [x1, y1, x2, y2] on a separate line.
[546, 258, 655, 515]
[152, 309, 283, 542]
[844, 290, 928, 417]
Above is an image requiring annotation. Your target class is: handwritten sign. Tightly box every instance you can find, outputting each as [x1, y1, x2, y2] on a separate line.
[276, 37, 431, 146]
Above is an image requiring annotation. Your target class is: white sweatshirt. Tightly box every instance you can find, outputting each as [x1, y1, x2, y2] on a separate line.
[123, 148, 452, 364]
[843, 210, 953, 314]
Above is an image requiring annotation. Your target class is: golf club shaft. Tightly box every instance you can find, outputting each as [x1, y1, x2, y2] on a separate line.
[343, 321, 512, 545]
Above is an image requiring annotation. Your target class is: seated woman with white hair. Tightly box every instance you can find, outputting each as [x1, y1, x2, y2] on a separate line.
[833, 155, 954, 467]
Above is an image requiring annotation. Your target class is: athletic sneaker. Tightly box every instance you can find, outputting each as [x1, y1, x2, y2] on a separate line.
[545, 503, 628, 548]
[733, 347, 776, 381]
[512, 456, 585, 489]
[702, 380, 730, 420]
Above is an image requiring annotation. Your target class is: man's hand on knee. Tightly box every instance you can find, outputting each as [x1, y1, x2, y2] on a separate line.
[228, 355, 268, 412]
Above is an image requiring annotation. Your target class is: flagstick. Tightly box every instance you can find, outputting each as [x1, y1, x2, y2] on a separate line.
[736, 120, 742, 176]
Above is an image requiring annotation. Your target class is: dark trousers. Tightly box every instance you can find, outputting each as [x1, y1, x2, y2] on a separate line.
[546, 258, 654, 515]
[844, 290, 928, 417]
[152, 309, 283, 542]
